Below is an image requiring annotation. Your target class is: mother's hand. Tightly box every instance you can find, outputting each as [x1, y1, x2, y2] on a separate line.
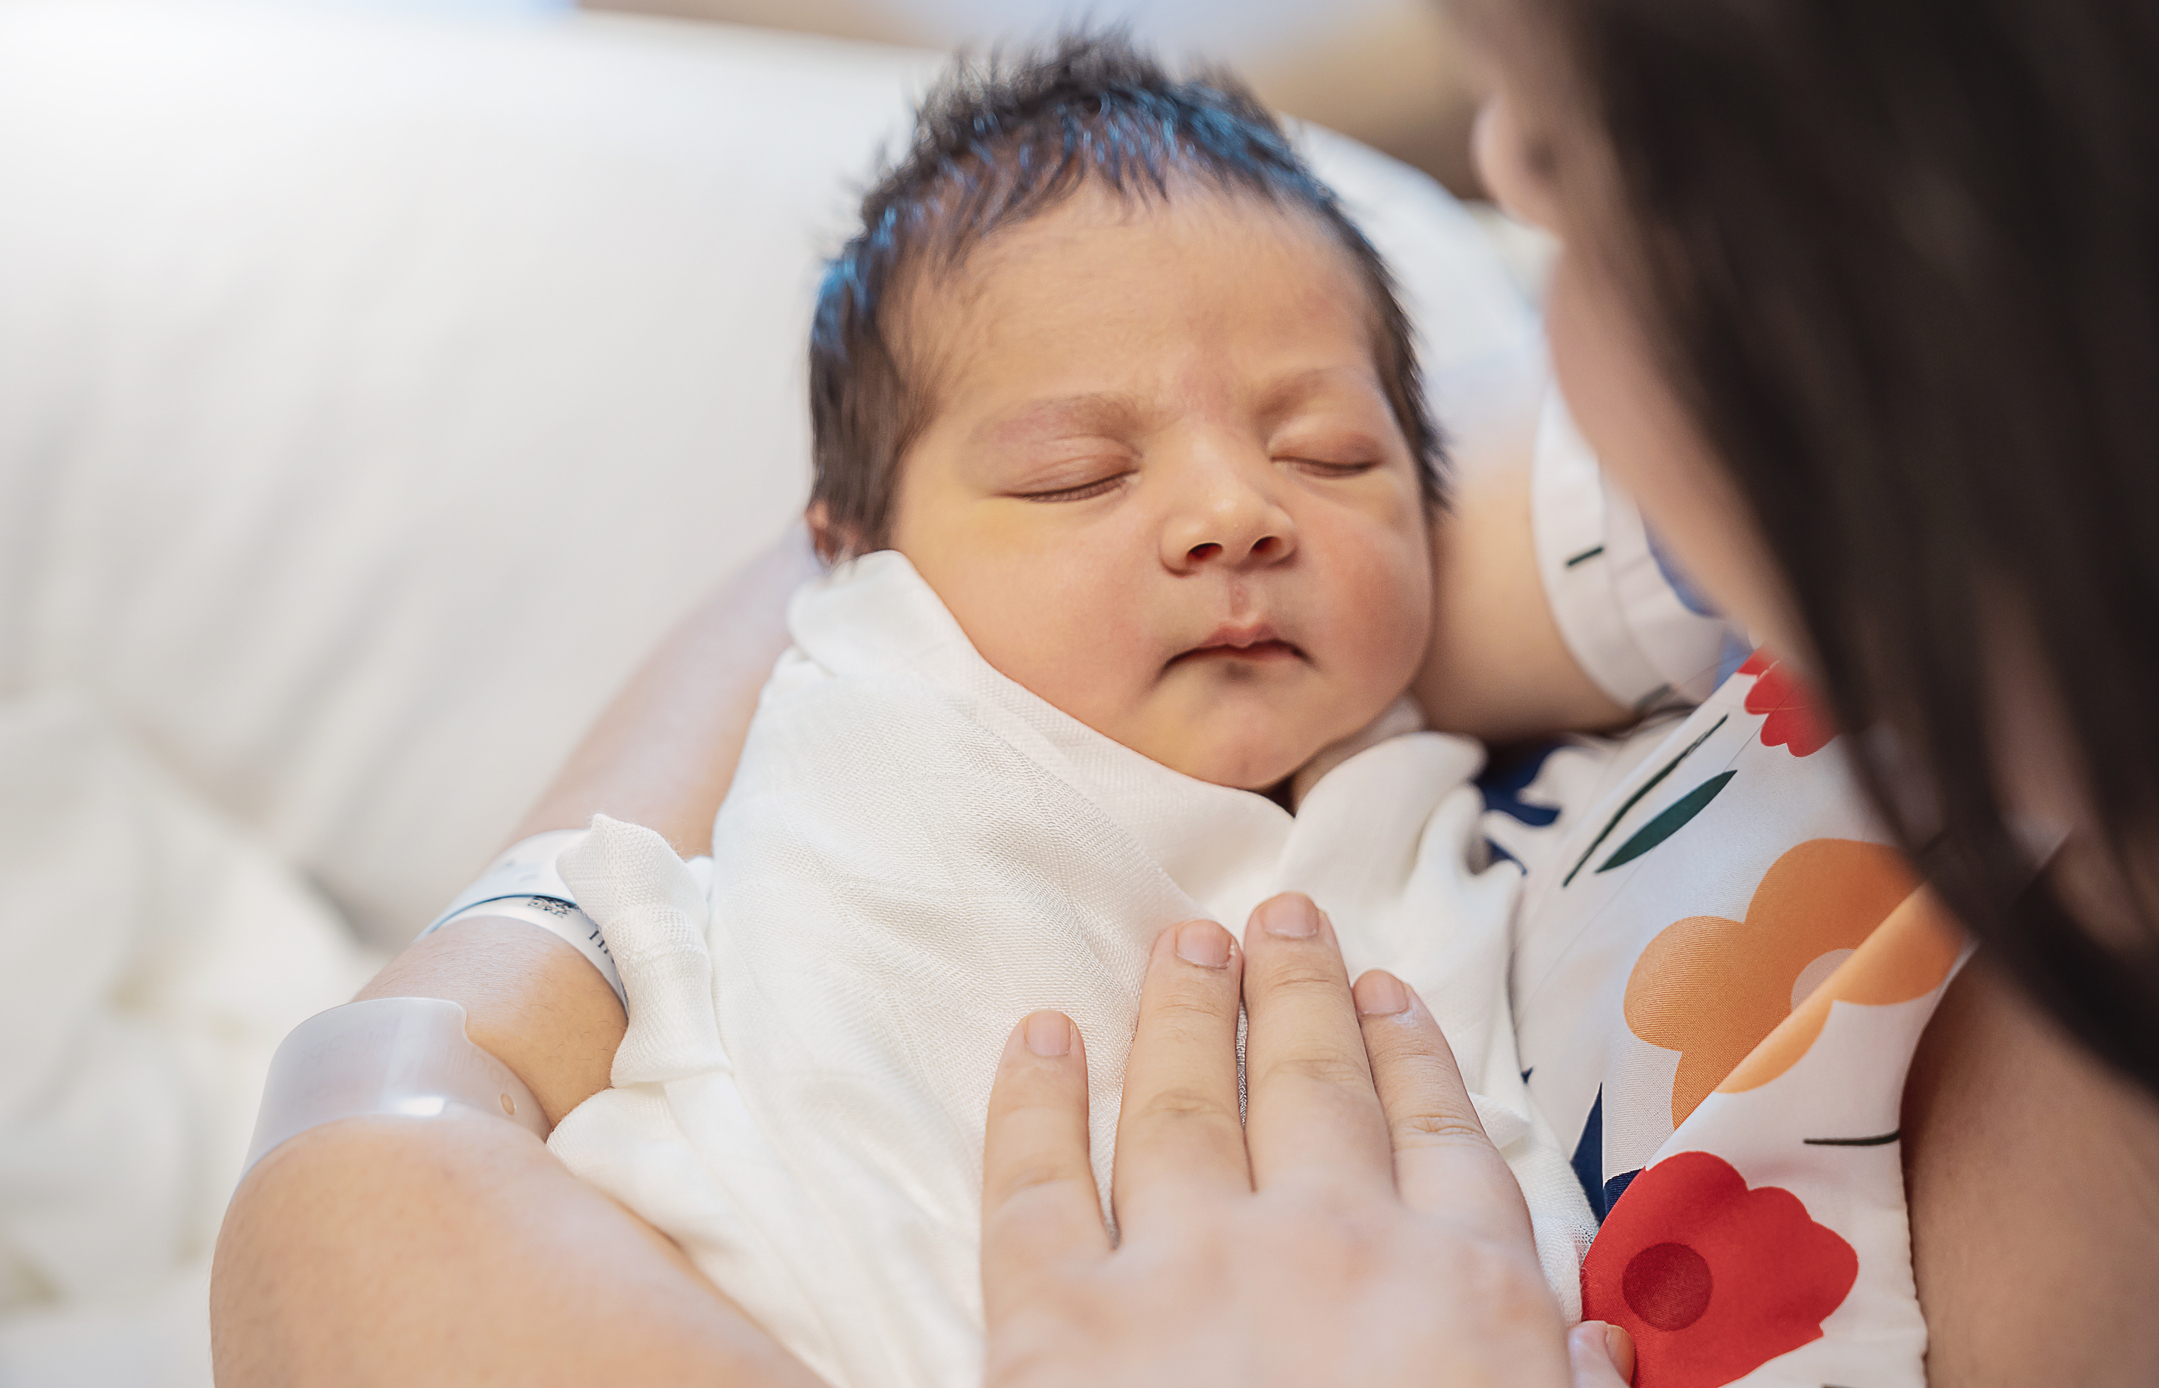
[981, 894, 1633, 1388]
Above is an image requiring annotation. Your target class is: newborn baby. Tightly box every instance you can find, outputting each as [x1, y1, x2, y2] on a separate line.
[548, 36, 1595, 1388]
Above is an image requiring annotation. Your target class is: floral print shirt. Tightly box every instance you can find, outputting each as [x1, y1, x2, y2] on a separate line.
[1485, 654, 1964, 1388]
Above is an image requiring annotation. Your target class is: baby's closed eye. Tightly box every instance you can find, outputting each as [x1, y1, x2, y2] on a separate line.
[997, 449, 1138, 503]
[1282, 457, 1382, 478]
[1015, 471, 1134, 503]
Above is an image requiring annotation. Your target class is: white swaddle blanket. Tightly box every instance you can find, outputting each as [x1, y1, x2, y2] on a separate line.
[548, 551, 1596, 1388]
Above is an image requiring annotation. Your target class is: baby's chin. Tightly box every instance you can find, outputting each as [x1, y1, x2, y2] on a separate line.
[1130, 680, 1417, 792]
[1142, 724, 1329, 794]
[1106, 674, 1408, 794]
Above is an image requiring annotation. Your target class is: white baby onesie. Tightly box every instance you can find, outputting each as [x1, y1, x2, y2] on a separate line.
[548, 550, 1596, 1388]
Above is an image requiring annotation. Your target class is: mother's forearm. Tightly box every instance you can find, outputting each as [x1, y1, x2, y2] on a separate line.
[211, 524, 823, 1385]
[516, 522, 821, 854]
[211, 1112, 825, 1388]
[1415, 465, 1630, 743]
[209, 923, 828, 1387]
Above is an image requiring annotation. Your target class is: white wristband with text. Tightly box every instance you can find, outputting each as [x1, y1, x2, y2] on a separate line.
[419, 829, 626, 1005]
[432, 893, 626, 1007]
[416, 826, 717, 1014]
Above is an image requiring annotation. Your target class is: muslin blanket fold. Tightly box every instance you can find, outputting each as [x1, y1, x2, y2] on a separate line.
[548, 551, 1597, 1388]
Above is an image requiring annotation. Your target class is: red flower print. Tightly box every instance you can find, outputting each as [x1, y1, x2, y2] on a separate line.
[1582, 1151, 1858, 1388]
[1736, 650, 1834, 756]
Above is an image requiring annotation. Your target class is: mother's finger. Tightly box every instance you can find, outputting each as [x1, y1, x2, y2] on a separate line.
[1239, 894, 1393, 1189]
[1570, 1322, 1637, 1386]
[981, 1012, 1109, 1326]
[1352, 970, 1534, 1241]
[1109, 919, 1250, 1231]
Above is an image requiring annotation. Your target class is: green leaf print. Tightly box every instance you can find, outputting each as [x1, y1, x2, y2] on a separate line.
[1595, 770, 1738, 874]
[1561, 714, 1728, 887]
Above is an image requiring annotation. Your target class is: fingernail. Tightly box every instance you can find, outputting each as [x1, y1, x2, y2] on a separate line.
[1353, 971, 1411, 1016]
[1256, 894, 1319, 938]
[1024, 1012, 1073, 1057]
[1175, 919, 1232, 968]
[1604, 1322, 1636, 1380]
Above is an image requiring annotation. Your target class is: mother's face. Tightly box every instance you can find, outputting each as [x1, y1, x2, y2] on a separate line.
[1471, 18, 2158, 984]
[1469, 54, 1806, 665]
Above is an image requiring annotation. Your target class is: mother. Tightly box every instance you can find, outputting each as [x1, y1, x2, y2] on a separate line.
[212, 0, 2159, 1383]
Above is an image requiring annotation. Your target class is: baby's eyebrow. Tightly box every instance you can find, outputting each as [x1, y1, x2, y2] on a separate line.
[1253, 366, 1386, 420]
[977, 393, 1145, 447]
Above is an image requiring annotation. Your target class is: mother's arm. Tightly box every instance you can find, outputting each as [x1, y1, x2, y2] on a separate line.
[1416, 463, 1630, 743]
[1904, 955, 2159, 1386]
[209, 528, 825, 1388]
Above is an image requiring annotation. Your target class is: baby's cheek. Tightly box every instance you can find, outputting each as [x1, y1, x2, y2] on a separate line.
[942, 557, 1159, 729]
[1322, 521, 1434, 686]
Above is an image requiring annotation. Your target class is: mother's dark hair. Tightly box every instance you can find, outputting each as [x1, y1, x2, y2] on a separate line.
[1518, 0, 2159, 1088]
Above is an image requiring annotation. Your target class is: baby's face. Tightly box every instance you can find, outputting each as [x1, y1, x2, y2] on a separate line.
[882, 187, 1434, 791]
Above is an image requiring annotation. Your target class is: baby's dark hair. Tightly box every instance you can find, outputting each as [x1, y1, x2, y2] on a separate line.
[807, 31, 1444, 555]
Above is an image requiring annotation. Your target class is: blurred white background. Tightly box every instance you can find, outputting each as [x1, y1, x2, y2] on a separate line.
[299, 0, 1493, 192]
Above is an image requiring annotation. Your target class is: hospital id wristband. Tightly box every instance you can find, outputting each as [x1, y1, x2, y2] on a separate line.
[425, 828, 590, 929]
[437, 894, 626, 1007]
[240, 996, 549, 1178]
[419, 827, 717, 1013]
[420, 829, 626, 1006]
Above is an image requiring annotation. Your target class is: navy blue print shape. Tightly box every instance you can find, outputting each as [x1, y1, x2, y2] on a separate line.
[1571, 1086, 1606, 1217]
[1478, 739, 1568, 828]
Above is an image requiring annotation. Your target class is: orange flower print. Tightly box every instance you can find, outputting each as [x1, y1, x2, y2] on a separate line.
[1717, 882, 1963, 1096]
[1736, 650, 1833, 756]
[1624, 840, 1920, 1125]
[1582, 1151, 1858, 1388]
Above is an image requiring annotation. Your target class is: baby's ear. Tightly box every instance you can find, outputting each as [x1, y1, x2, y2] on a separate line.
[804, 501, 849, 565]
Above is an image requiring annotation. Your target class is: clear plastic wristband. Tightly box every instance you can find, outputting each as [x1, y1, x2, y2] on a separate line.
[241, 996, 549, 1178]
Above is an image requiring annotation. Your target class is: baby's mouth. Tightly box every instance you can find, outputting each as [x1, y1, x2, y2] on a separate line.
[1169, 625, 1307, 668]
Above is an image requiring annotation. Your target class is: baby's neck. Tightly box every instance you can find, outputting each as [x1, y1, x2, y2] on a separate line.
[1279, 696, 1427, 810]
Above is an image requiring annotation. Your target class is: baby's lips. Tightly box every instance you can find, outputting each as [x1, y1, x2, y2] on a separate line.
[1189, 615, 1284, 650]
[1170, 638, 1305, 667]
[1167, 614, 1312, 666]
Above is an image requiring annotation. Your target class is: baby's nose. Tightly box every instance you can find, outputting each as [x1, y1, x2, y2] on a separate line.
[1165, 492, 1297, 572]
[1184, 533, 1287, 564]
